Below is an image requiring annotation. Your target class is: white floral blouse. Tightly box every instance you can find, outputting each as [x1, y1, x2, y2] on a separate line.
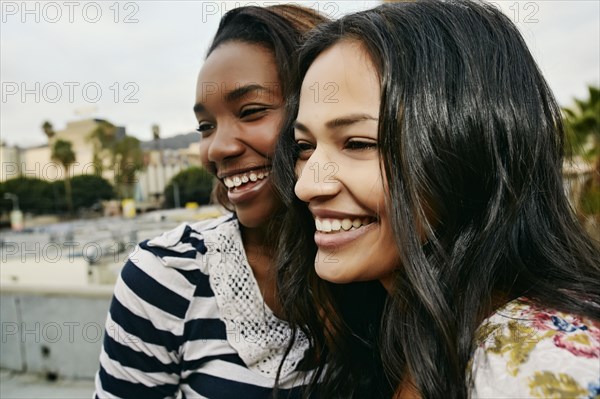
[470, 297, 600, 398]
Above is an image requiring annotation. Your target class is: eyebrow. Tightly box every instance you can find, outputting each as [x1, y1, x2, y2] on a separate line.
[294, 113, 378, 133]
[193, 84, 272, 113]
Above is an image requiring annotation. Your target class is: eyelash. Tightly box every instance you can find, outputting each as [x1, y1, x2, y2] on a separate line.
[295, 141, 313, 151]
[293, 139, 377, 159]
[196, 107, 268, 134]
[240, 107, 267, 118]
[196, 123, 214, 133]
[294, 141, 314, 160]
[345, 140, 377, 150]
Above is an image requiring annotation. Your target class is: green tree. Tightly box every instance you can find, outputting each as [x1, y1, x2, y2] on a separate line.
[563, 86, 600, 161]
[164, 167, 214, 208]
[563, 85, 600, 227]
[0, 177, 56, 214]
[88, 121, 144, 198]
[51, 139, 76, 215]
[113, 136, 144, 199]
[89, 120, 118, 175]
[71, 175, 115, 209]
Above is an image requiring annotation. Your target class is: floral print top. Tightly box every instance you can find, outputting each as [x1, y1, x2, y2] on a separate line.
[470, 297, 600, 398]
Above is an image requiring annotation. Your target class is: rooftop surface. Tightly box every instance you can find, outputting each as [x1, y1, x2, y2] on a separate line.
[0, 370, 95, 399]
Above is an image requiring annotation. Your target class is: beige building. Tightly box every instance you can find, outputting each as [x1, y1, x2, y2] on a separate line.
[3, 121, 206, 208]
[49, 119, 125, 181]
[1, 119, 125, 183]
[0, 142, 23, 181]
[137, 144, 202, 203]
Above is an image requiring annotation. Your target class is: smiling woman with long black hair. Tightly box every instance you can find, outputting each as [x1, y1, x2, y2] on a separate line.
[274, 1, 600, 398]
[94, 5, 330, 398]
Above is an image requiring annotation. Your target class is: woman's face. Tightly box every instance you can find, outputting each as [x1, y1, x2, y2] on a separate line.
[196, 41, 284, 228]
[294, 40, 399, 287]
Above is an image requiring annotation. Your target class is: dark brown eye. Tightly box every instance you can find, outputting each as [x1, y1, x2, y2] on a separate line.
[196, 122, 215, 132]
[294, 141, 314, 160]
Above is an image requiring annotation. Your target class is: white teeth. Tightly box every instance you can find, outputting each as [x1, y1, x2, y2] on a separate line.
[223, 169, 269, 189]
[331, 220, 342, 231]
[315, 217, 374, 233]
[341, 218, 352, 231]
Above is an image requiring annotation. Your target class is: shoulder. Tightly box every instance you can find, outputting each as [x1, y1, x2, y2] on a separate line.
[130, 213, 238, 270]
[470, 297, 600, 398]
[115, 214, 239, 315]
[141, 213, 238, 258]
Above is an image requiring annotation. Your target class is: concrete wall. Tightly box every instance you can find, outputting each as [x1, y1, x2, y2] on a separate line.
[0, 285, 113, 380]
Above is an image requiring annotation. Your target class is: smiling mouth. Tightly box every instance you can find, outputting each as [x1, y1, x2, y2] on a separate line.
[314, 217, 376, 233]
[222, 168, 270, 192]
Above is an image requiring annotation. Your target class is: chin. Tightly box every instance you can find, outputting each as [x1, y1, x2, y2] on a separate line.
[314, 256, 354, 284]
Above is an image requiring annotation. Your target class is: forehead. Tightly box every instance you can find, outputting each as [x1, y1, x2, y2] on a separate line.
[298, 40, 380, 118]
[198, 41, 279, 89]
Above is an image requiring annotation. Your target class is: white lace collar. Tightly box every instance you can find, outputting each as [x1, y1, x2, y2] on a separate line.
[200, 218, 310, 382]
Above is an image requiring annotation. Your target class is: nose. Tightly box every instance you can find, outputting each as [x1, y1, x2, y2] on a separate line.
[294, 149, 340, 202]
[205, 122, 245, 164]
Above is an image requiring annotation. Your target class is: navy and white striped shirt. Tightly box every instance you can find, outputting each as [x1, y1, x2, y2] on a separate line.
[95, 214, 312, 398]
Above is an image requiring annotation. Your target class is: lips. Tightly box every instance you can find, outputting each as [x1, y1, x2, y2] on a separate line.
[308, 210, 378, 249]
[314, 220, 377, 249]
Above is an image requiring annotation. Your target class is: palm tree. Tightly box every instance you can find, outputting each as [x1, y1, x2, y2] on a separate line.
[152, 124, 160, 141]
[89, 120, 117, 175]
[113, 136, 144, 199]
[42, 121, 55, 140]
[51, 139, 76, 215]
[563, 86, 600, 161]
[88, 120, 144, 198]
[563, 85, 600, 238]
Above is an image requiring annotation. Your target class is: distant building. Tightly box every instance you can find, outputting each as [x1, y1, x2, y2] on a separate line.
[19, 144, 51, 180]
[1, 118, 125, 183]
[136, 133, 202, 203]
[2, 125, 206, 208]
[52, 119, 125, 179]
[0, 142, 22, 181]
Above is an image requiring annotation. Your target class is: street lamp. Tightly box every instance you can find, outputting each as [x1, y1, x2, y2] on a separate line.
[3, 192, 23, 231]
[4, 193, 19, 210]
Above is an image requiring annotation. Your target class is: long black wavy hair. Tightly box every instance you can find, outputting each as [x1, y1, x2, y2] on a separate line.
[273, 1, 600, 398]
[205, 4, 328, 211]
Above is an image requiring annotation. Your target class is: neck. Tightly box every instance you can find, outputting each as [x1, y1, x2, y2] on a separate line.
[379, 272, 395, 294]
[240, 224, 273, 270]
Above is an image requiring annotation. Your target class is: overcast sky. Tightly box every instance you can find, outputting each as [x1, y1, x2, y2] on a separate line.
[1, 1, 598, 148]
